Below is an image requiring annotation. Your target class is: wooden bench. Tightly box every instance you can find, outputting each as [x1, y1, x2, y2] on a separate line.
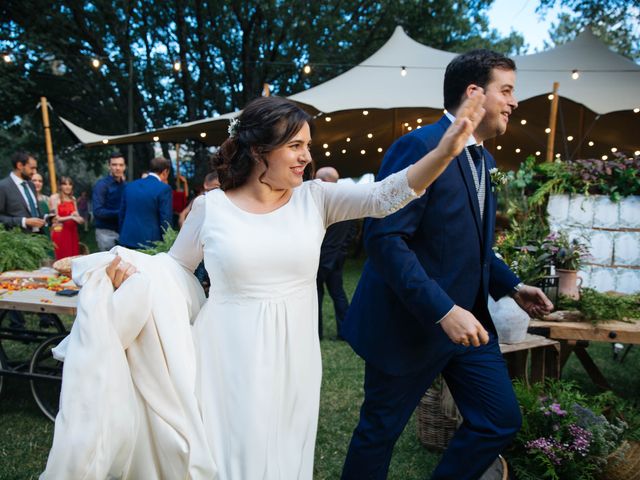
[500, 333, 560, 385]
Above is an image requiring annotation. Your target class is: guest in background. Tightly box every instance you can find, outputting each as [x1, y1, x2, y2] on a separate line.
[76, 191, 90, 232]
[93, 152, 127, 251]
[31, 172, 50, 217]
[118, 156, 172, 249]
[31, 172, 51, 236]
[172, 174, 190, 226]
[0, 151, 45, 233]
[50, 176, 83, 260]
[178, 171, 220, 228]
[315, 166, 358, 340]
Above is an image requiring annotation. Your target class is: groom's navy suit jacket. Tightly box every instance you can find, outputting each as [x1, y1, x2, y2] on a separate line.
[342, 116, 519, 376]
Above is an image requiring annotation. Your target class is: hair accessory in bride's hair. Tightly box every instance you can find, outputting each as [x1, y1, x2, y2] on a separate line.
[228, 118, 240, 138]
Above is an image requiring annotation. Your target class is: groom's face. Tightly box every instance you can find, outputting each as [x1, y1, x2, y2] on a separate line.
[475, 68, 518, 141]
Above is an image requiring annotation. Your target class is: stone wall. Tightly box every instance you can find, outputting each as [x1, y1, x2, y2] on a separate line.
[547, 194, 640, 294]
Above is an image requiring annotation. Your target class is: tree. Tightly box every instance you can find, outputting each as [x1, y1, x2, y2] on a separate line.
[0, 0, 525, 180]
[537, 0, 640, 60]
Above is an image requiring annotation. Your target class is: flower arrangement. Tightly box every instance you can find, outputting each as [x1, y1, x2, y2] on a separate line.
[494, 216, 551, 284]
[509, 380, 627, 480]
[541, 231, 590, 271]
[489, 167, 509, 192]
[509, 152, 640, 205]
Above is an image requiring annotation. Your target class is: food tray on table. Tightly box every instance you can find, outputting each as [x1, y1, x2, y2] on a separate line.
[0, 268, 79, 315]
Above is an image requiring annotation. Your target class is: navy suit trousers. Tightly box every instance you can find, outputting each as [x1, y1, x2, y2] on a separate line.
[341, 333, 521, 480]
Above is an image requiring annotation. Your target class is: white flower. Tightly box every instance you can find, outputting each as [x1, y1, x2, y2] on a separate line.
[228, 118, 240, 137]
[489, 167, 508, 191]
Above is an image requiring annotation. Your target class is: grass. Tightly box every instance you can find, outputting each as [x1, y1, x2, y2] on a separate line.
[1, 254, 638, 479]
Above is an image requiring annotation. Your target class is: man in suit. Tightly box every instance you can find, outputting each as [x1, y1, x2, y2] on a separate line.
[0, 152, 47, 328]
[315, 167, 358, 340]
[93, 151, 127, 251]
[118, 156, 172, 249]
[341, 50, 553, 480]
[0, 151, 45, 232]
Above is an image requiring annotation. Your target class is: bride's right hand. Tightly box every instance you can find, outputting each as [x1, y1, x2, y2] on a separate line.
[106, 256, 137, 289]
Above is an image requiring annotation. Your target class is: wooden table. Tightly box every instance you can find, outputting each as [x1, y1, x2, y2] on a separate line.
[0, 287, 77, 421]
[500, 333, 560, 385]
[0, 287, 78, 316]
[529, 319, 640, 390]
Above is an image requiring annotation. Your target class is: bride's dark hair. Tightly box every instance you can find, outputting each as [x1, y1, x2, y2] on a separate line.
[213, 96, 314, 190]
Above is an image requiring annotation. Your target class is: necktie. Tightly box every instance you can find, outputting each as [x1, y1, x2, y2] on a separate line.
[21, 181, 38, 217]
[468, 144, 484, 181]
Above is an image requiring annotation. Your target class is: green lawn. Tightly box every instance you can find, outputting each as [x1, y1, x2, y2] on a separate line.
[0, 255, 638, 479]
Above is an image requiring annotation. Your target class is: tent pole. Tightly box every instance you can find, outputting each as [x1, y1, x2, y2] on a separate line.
[40, 97, 57, 194]
[546, 82, 560, 162]
[175, 143, 181, 189]
[127, 56, 134, 181]
[577, 105, 585, 160]
[393, 108, 399, 139]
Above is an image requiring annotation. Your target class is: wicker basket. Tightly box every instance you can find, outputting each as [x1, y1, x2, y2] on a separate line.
[52, 255, 84, 277]
[603, 441, 640, 480]
[416, 377, 462, 452]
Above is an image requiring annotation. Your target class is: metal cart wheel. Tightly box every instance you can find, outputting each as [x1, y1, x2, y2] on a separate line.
[0, 310, 66, 338]
[29, 334, 66, 421]
[0, 348, 6, 399]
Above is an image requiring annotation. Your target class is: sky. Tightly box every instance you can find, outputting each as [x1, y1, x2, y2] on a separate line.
[487, 0, 566, 53]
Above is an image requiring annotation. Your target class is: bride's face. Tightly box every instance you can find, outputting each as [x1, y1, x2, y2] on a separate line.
[258, 122, 312, 190]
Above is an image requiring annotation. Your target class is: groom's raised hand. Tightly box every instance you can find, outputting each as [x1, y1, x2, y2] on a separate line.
[440, 305, 490, 347]
[436, 89, 486, 160]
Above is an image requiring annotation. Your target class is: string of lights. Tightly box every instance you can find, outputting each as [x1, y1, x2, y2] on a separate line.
[4, 49, 639, 78]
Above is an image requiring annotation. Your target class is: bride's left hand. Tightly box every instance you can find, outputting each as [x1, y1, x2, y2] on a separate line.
[106, 256, 137, 289]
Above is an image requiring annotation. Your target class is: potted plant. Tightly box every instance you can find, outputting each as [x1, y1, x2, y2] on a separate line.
[541, 231, 590, 300]
[508, 380, 627, 480]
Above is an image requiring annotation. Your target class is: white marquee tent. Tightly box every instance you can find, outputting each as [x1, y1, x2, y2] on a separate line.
[61, 26, 640, 176]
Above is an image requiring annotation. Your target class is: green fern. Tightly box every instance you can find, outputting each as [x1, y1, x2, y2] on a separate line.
[0, 225, 54, 271]
[138, 226, 179, 255]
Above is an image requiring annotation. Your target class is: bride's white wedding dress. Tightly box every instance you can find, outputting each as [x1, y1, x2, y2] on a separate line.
[41, 168, 420, 480]
[170, 169, 419, 479]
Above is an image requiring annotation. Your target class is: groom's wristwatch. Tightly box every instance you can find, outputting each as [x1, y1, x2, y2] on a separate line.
[510, 282, 525, 297]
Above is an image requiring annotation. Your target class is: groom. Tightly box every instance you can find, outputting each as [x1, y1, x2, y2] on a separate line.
[341, 50, 553, 479]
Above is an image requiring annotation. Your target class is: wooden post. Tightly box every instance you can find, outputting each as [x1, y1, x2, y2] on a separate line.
[263, 83, 270, 97]
[576, 105, 585, 160]
[546, 82, 560, 162]
[40, 97, 57, 193]
[175, 143, 181, 189]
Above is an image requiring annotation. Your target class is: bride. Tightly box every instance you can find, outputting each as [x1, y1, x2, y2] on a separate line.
[42, 92, 485, 479]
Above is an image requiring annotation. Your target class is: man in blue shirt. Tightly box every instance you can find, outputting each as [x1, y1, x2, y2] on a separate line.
[92, 152, 126, 251]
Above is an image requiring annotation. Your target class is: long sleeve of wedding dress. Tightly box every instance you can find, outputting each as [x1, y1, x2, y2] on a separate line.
[308, 166, 422, 227]
[168, 195, 205, 273]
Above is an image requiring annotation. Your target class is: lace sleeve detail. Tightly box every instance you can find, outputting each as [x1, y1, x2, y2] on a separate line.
[308, 166, 423, 227]
[369, 166, 423, 217]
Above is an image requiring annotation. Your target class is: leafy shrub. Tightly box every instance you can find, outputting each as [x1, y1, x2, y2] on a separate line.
[509, 380, 627, 480]
[138, 226, 179, 255]
[0, 225, 54, 271]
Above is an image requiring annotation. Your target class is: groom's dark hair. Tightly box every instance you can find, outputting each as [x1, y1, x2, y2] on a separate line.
[443, 49, 516, 111]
